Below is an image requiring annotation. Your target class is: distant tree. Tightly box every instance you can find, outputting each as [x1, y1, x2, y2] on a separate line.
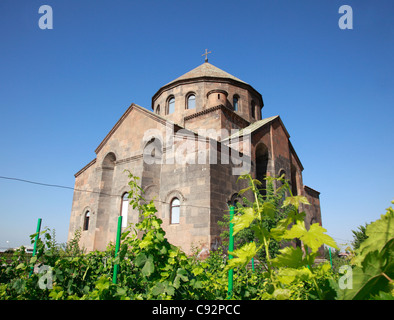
[351, 223, 369, 250]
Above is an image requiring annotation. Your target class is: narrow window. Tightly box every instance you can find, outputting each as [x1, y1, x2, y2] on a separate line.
[251, 101, 256, 118]
[121, 193, 129, 228]
[170, 198, 180, 224]
[256, 143, 269, 196]
[291, 165, 298, 196]
[156, 105, 160, 115]
[218, 94, 220, 99]
[83, 211, 90, 231]
[187, 94, 196, 109]
[168, 97, 175, 114]
[233, 96, 239, 111]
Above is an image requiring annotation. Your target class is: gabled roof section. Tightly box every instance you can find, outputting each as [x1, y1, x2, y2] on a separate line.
[223, 115, 286, 141]
[222, 115, 304, 170]
[94, 103, 181, 155]
[165, 62, 248, 86]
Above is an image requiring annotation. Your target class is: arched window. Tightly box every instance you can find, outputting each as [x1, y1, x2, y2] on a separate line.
[102, 152, 116, 167]
[156, 105, 160, 115]
[121, 193, 129, 228]
[143, 137, 163, 165]
[229, 193, 242, 208]
[168, 97, 175, 114]
[83, 211, 90, 231]
[279, 169, 286, 180]
[170, 198, 180, 224]
[101, 152, 116, 203]
[233, 96, 239, 111]
[187, 94, 196, 109]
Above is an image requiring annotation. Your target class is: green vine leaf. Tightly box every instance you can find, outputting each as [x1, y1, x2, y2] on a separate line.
[151, 281, 174, 296]
[272, 288, 291, 300]
[340, 239, 394, 300]
[232, 207, 255, 235]
[282, 195, 310, 209]
[276, 267, 312, 285]
[284, 221, 338, 253]
[95, 276, 110, 292]
[173, 268, 189, 289]
[141, 257, 154, 277]
[135, 253, 155, 277]
[271, 246, 306, 269]
[226, 242, 258, 271]
[356, 207, 394, 262]
[261, 202, 276, 219]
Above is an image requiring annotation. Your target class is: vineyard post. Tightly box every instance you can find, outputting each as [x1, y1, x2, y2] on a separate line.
[112, 216, 122, 284]
[29, 218, 42, 277]
[227, 205, 235, 299]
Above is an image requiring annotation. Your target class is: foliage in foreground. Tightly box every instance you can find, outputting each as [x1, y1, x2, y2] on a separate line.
[0, 173, 393, 300]
[337, 202, 394, 300]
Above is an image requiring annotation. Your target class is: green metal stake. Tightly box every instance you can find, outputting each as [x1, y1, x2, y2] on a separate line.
[329, 247, 333, 269]
[30, 218, 42, 277]
[112, 216, 123, 284]
[251, 241, 255, 272]
[227, 205, 235, 299]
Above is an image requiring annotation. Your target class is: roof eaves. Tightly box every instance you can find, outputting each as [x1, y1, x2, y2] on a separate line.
[304, 185, 321, 196]
[74, 158, 97, 177]
[289, 141, 304, 172]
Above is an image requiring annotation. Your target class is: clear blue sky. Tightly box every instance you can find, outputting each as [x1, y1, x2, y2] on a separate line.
[0, 0, 393, 251]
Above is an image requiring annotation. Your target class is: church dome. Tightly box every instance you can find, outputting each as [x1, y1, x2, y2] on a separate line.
[151, 61, 264, 127]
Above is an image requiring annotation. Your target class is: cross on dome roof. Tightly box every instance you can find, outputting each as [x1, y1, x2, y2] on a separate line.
[202, 49, 212, 62]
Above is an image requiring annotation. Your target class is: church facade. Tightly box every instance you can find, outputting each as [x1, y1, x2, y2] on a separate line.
[68, 60, 322, 254]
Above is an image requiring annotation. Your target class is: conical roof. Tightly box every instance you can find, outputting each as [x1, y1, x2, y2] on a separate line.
[165, 62, 248, 86]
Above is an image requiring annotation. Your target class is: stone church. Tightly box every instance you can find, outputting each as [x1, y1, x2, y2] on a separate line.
[68, 57, 322, 254]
